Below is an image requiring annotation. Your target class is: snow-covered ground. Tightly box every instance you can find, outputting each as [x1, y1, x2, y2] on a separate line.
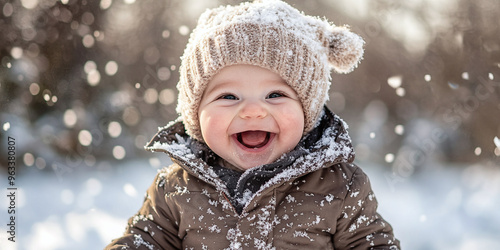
[1, 158, 499, 250]
[363, 161, 500, 250]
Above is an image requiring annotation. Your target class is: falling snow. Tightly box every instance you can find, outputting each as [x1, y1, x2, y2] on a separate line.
[1, 0, 499, 249]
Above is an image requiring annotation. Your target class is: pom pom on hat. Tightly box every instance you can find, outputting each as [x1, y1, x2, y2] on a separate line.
[327, 26, 365, 73]
[176, 0, 364, 142]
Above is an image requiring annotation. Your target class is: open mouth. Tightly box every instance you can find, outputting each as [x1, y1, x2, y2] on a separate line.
[236, 131, 271, 149]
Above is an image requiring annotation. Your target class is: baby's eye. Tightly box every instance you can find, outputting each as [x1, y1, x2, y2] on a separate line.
[218, 94, 238, 100]
[267, 92, 285, 99]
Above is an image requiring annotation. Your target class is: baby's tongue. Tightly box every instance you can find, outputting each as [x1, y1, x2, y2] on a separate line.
[239, 131, 268, 147]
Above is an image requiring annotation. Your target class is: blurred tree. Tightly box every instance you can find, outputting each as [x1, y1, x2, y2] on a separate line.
[0, 0, 498, 174]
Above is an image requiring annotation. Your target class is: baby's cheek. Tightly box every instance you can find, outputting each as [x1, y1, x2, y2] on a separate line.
[209, 119, 231, 136]
[281, 111, 304, 131]
[200, 112, 221, 130]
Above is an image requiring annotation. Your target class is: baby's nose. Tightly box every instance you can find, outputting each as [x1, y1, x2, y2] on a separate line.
[239, 101, 268, 119]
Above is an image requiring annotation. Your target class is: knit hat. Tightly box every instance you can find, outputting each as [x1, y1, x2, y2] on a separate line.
[176, 0, 364, 142]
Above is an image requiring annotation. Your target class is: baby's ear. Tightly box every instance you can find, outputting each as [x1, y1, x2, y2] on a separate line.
[326, 26, 365, 73]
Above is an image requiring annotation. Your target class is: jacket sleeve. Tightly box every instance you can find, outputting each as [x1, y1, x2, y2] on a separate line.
[333, 167, 400, 249]
[104, 170, 182, 250]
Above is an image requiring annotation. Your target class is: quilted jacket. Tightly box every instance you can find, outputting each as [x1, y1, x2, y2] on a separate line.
[105, 107, 400, 249]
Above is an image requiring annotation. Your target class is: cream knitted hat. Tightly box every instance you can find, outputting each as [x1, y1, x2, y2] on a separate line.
[176, 0, 364, 142]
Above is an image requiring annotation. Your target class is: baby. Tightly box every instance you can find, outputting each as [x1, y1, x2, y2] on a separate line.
[106, 0, 400, 249]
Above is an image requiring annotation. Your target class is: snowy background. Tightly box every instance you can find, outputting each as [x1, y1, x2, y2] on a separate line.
[1, 0, 500, 249]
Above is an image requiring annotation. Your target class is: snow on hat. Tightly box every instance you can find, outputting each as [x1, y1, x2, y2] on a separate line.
[176, 0, 364, 142]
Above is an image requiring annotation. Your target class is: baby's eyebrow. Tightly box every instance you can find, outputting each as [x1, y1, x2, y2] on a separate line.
[204, 81, 234, 95]
[205, 78, 290, 95]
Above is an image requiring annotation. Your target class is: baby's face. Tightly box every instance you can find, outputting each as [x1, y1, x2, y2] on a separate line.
[198, 65, 304, 170]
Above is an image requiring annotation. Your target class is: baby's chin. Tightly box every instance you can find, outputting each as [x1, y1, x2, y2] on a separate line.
[230, 147, 298, 170]
[230, 153, 273, 170]
[226, 148, 282, 170]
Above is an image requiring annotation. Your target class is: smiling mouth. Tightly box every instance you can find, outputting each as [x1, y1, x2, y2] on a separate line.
[237, 131, 271, 148]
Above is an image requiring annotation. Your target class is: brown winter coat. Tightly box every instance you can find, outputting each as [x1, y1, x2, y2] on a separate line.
[105, 108, 400, 249]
